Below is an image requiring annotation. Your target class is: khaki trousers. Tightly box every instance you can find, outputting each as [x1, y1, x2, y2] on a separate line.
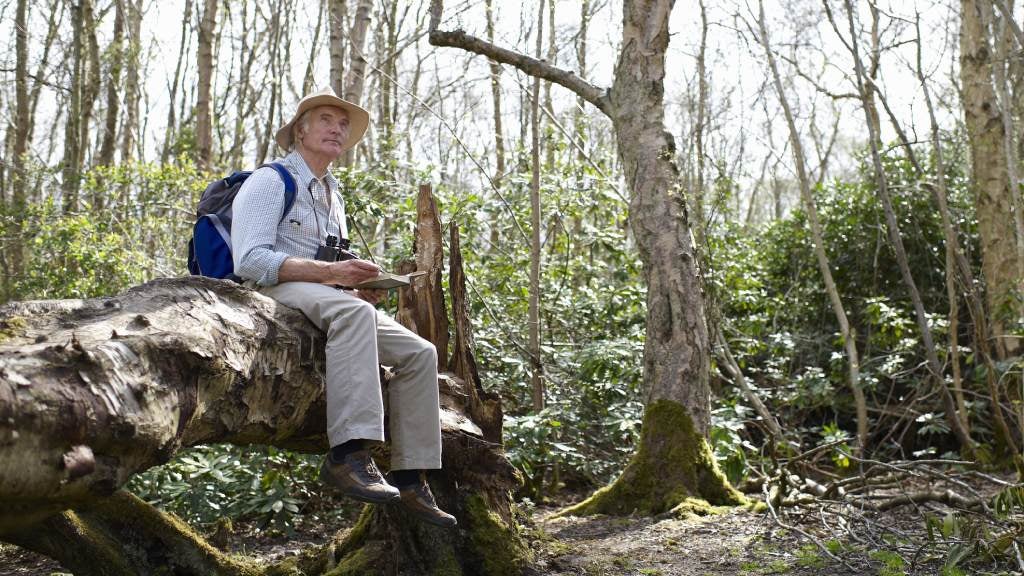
[260, 282, 442, 470]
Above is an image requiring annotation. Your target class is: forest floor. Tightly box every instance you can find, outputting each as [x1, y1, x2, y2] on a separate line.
[2, 491, 1021, 575]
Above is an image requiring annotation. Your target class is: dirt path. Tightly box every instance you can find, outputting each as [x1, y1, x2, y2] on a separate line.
[533, 508, 862, 576]
[2, 505, 1019, 575]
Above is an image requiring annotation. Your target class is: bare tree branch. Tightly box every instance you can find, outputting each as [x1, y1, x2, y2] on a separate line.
[426, 0, 609, 114]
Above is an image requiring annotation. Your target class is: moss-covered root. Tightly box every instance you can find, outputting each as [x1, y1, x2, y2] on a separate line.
[560, 399, 746, 517]
[8, 490, 261, 576]
[309, 489, 530, 576]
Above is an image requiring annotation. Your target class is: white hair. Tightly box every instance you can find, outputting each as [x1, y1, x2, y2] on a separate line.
[290, 110, 314, 151]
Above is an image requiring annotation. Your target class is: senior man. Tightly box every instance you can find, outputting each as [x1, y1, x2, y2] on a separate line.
[231, 87, 455, 528]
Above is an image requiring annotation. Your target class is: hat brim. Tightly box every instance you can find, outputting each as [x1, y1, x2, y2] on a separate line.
[275, 94, 370, 152]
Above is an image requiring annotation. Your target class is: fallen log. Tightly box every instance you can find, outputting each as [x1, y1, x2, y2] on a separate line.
[0, 186, 525, 575]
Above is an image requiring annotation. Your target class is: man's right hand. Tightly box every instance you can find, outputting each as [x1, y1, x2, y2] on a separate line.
[277, 256, 381, 285]
[326, 259, 381, 287]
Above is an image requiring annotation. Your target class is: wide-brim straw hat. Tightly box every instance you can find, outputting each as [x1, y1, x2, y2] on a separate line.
[275, 86, 370, 151]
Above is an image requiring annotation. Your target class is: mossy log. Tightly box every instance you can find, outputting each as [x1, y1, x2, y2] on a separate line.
[0, 187, 528, 575]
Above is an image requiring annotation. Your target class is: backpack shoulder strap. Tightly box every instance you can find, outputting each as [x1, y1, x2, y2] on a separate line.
[259, 162, 298, 223]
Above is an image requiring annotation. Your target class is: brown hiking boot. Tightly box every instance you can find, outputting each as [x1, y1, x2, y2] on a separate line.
[320, 451, 400, 504]
[398, 480, 458, 528]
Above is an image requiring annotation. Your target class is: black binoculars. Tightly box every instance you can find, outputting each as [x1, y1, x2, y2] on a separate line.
[315, 235, 359, 262]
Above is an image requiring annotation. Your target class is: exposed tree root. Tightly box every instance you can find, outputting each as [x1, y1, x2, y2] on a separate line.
[8, 491, 260, 576]
[559, 400, 745, 517]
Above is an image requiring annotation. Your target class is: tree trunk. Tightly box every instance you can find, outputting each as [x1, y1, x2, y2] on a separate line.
[97, 0, 124, 169]
[992, 3, 1024, 304]
[25, 0, 62, 148]
[837, 0, 976, 457]
[196, 0, 218, 169]
[529, 0, 546, 412]
[692, 0, 708, 253]
[303, 0, 326, 95]
[0, 193, 525, 575]
[429, 0, 742, 516]
[328, 0, 347, 98]
[162, 0, 193, 164]
[7, 0, 30, 301]
[485, 0, 506, 248]
[256, 4, 284, 164]
[910, 15, 974, 437]
[340, 0, 374, 167]
[756, 0, 869, 450]
[79, 0, 101, 173]
[120, 0, 142, 163]
[377, 0, 400, 161]
[961, 0, 1022, 359]
[62, 0, 87, 212]
[914, 13, 1020, 460]
[230, 0, 255, 168]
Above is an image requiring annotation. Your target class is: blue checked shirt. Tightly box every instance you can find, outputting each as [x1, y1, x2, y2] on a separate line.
[231, 151, 349, 286]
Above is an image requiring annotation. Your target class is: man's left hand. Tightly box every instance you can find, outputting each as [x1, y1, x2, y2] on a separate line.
[354, 288, 387, 306]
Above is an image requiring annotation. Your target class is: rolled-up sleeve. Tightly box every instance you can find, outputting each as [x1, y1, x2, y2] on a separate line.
[231, 168, 290, 286]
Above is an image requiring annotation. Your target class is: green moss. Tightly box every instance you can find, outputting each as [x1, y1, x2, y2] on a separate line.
[61, 511, 135, 574]
[98, 492, 262, 575]
[669, 497, 731, 519]
[340, 506, 374, 550]
[0, 316, 26, 343]
[263, 558, 302, 576]
[429, 544, 462, 576]
[465, 494, 530, 576]
[745, 501, 768, 513]
[325, 542, 385, 576]
[558, 400, 746, 517]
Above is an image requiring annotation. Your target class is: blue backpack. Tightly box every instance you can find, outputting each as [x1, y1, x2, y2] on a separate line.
[187, 163, 297, 280]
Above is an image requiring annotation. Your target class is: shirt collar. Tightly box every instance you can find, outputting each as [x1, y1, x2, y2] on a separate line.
[284, 150, 339, 193]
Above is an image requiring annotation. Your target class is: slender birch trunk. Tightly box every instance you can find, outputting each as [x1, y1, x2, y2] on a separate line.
[756, 0, 868, 450]
[904, 16, 972, 436]
[839, 0, 976, 456]
[230, 0, 253, 168]
[8, 0, 30, 299]
[25, 0, 62, 146]
[97, 0, 125, 170]
[195, 0, 218, 169]
[328, 0, 347, 98]
[120, 0, 141, 163]
[486, 0, 506, 248]
[256, 3, 284, 164]
[692, 0, 708, 252]
[162, 0, 193, 163]
[79, 0, 101, 171]
[530, 0, 546, 413]
[340, 0, 373, 167]
[303, 0, 325, 95]
[61, 0, 89, 213]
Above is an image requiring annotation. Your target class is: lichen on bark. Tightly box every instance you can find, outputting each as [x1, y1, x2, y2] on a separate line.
[560, 399, 745, 517]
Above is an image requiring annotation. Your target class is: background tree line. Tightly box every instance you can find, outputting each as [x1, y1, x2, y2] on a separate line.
[1, 0, 1023, 532]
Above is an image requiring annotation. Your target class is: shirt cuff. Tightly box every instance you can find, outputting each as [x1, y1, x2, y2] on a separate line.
[258, 252, 290, 286]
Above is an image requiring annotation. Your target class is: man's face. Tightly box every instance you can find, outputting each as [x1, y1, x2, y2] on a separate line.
[298, 106, 351, 160]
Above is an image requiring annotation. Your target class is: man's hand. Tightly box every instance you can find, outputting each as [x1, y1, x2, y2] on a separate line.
[326, 259, 382, 287]
[354, 288, 387, 306]
[276, 257, 381, 285]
